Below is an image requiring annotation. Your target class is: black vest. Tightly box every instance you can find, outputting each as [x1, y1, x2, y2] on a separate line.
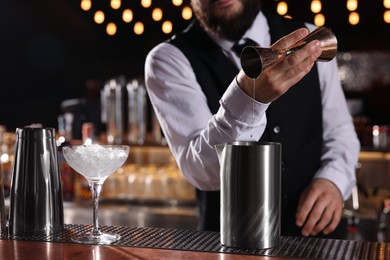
[169, 12, 323, 236]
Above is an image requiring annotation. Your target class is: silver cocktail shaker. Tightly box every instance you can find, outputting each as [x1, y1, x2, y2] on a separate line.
[9, 126, 64, 236]
[216, 141, 281, 249]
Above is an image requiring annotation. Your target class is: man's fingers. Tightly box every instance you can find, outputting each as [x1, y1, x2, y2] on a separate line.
[271, 28, 309, 50]
[295, 189, 318, 227]
[269, 40, 321, 89]
[309, 205, 332, 236]
[296, 179, 344, 237]
[323, 205, 342, 235]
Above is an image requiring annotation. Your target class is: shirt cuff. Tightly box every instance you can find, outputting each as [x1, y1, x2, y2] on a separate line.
[219, 78, 269, 125]
[313, 167, 356, 201]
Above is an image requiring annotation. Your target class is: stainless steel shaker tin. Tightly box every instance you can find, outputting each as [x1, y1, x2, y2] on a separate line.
[9, 127, 64, 236]
[216, 141, 281, 249]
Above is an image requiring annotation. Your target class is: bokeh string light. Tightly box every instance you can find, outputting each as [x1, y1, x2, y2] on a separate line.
[81, 0, 388, 37]
[274, 0, 363, 26]
[385, 0, 390, 23]
[80, 0, 192, 36]
[346, 0, 359, 25]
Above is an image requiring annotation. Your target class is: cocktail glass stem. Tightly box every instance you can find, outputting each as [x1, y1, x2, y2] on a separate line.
[89, 181, 103, 237]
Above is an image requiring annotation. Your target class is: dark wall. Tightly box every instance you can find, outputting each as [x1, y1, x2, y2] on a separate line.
[0, 0, 175, 132]
[1, 0, 389, 132]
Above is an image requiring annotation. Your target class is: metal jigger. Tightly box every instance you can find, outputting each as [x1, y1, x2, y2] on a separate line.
[240, 27, 338, 79]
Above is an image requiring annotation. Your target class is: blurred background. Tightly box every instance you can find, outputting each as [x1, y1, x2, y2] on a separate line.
[0, 0, 389, 132]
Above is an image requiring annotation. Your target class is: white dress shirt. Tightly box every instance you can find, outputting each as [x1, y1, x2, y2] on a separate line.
[144, 11, 360, 200]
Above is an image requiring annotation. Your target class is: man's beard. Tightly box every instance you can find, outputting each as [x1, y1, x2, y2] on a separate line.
[192, 0, 262, 42]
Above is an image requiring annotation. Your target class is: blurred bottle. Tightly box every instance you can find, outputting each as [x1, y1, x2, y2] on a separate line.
[57, 114, 75, 201]
[346, 215, 363, 241]
[353, 116, 372, 148]
[127, 78, 146, 145]
[0, 164, 6, 235]
[101, 76, 127, 145]
[82, 122, 95, 145]
[372, 125, 390, 151]
[0, 130, 15, 197]
[0, 125, 5, 146]
[0, 125, 9, 234]
[345, 185, 363, 240]
[377, 198, 390, 242]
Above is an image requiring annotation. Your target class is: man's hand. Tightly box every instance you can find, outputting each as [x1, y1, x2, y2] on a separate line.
[237, 28, 322, 103]
[295, 178, 344, 236]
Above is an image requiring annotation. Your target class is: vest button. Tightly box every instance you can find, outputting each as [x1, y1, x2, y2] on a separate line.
[273, 125, 281, 134]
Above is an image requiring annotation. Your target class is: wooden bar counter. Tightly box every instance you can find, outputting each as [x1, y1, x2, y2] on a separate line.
[0, 239, 297, 260]
[1, 224, 389, 259]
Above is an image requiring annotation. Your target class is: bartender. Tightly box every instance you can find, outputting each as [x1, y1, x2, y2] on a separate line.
[144, 0, 360, 238]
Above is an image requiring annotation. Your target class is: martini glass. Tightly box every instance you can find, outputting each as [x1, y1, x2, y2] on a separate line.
[62, 144, 130, 244]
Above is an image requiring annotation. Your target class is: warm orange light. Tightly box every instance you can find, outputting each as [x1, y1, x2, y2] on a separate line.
[182, 6, 192, 20]
[141, 0, 152, 8]
[385, 10, 390, 23]
[106, 23, 117, 36]
[134, 22, 144, 35]
[123, 9, 133, 23]
[311, 0, 322, 14]
[314, 13, 325, 26]
[172, 0, 183, 6]
[110, 0, 121, 10]
[80, 0, 91, 11]
[385, 0, 390, 9]
[162, 21, 173, 34]
[152, 8, 163, 21]
[349, 12, 360, 25]
[276, 1, 288, 16]
[94, 11, 105, 24]
[347, 0, 358, 11]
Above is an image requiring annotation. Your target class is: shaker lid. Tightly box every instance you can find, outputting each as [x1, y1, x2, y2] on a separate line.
[16, 124, 55, 139]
